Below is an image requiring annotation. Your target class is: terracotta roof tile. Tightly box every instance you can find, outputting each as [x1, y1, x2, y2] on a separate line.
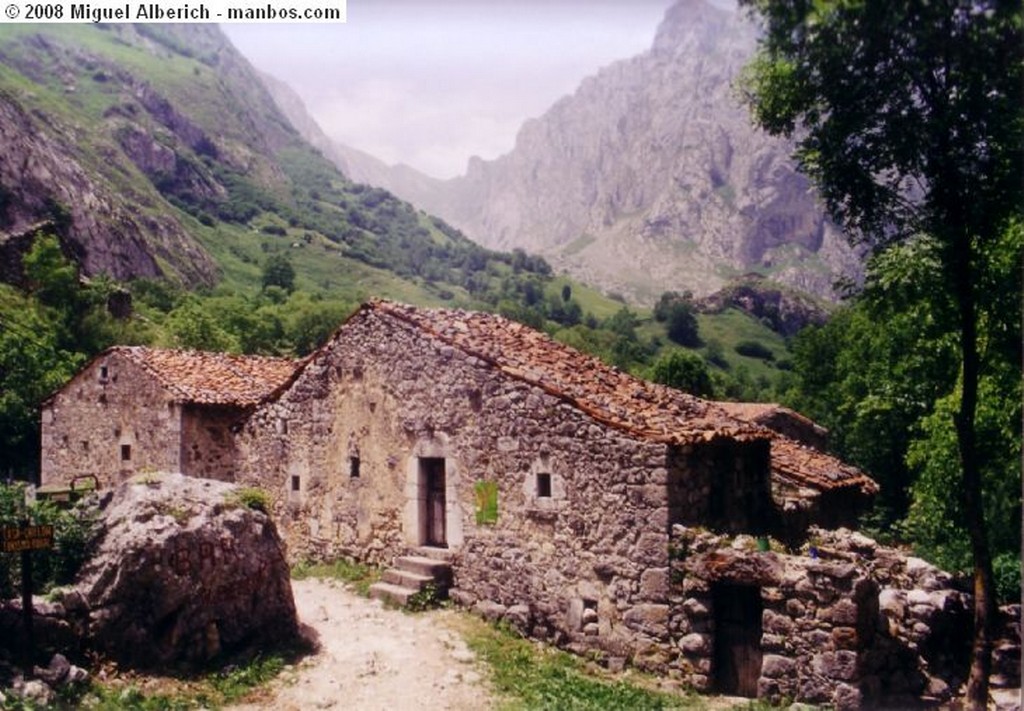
[113, 346, 299, 407]
[368, 300, 764, 445]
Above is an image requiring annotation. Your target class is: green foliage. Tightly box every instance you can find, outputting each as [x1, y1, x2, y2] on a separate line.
[903, 373, 1021, 602]
[783, 227, 1022, 596]
[405, 582, 442, 613]
[261, 253, 295, 293]
[229, 487, 271, 515]
[0, 482, 100, 599]
[466, 619, 691, 710]
[164, 297, 241, 353]
[649, 351, 714, 398]
[654, 292, 701, 347]
[733, 340, 774, 362]
[474, 480, 499, 525]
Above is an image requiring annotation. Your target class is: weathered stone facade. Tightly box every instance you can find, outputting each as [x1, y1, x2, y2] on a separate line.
[41, 353, 184, 487]
[40, 347, 296, 490]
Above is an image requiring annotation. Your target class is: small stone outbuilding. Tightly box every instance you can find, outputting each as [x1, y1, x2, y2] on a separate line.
[717, 402, 878, 536]
[40, 346, 297, 488]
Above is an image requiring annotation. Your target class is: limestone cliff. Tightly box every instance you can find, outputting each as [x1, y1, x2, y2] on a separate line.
[307, 0, 863, 302]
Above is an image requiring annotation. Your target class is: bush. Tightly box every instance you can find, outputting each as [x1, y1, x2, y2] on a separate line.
[0, 483, 100, 598]
[734, 339, 775, 361]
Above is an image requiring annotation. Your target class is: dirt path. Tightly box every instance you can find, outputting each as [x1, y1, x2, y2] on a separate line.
[228, 579, 495, 711]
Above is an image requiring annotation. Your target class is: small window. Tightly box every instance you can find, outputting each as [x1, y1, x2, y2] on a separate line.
[536, 473, 552, 498]
[81, 440, 89, 452]
[99, 365, 108, 381]
[277, 418, 289, 435]
[291, 475, 300, 492]
[120, 444, 131, 462]
[349, 456, 361, 478]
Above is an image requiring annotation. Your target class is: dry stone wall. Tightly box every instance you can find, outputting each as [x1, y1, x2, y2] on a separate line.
[41, 353, 182, 488]
[667, 525, 973, 709]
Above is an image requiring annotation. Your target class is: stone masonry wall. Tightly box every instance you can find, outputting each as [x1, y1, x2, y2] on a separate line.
[41, 353, 182, 488]
[179, 405, 243, 482]
[668, 526, 973, 710]
[236, 307, 766, 666]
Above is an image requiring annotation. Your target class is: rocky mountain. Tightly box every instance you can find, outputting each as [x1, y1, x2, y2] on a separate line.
[0, 25, 547, 304]
[303, 0, 862, 303]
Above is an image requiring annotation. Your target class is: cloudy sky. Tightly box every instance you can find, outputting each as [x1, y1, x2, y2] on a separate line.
[222, 0, 673, 178]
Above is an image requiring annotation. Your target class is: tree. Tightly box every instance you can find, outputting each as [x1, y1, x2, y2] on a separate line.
[740, 1, 1022, 703]
[261, 253, 295, 293]
[650, 351, 714, 397]
[666, 302, 701, 347]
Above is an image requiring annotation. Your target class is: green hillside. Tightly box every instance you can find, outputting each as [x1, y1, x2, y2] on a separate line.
[0, 23, 795, 477]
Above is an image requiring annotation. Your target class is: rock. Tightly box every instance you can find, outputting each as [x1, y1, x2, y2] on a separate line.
[32, 653, 70, 686]
[19, 679, 54, 706]
[761, 654, 795, 678]
[330, 0, 862, 303]
[505, 604, 531, 632]
[70, 474, 298, 669]
[474, 600, 506, 623]
[678, 633, 709, 655]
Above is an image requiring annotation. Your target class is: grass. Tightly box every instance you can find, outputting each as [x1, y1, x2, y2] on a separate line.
[462, 619, 700, 711]
[695, 308, 791, 382]
[41, 653, 293, 711]
[290, 558, 380, 597]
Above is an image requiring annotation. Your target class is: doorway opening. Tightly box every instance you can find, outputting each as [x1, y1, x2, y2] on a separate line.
[712, 583, 763, 697]
[419, 457, 447, 548]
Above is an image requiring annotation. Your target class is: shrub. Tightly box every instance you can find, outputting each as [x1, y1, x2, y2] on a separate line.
[734, 339, 775, 361]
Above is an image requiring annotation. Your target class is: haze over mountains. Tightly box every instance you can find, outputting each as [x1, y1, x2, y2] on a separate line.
[270, 0, 862, 303]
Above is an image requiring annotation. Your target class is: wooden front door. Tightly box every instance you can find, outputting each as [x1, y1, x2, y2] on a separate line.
[712, 584, 763, 697]
[422, 458, 447, 547]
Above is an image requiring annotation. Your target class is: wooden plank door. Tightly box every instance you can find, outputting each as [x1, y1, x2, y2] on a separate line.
[712, 584, 763, 697]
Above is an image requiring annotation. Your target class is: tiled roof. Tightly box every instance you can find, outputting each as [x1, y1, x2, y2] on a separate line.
[365, 301, 877, 495]
[770, 441, 879, 495]
[366, 300, 764, 446]
[717, 401, 878, 495]
[112, 346, 299, 407]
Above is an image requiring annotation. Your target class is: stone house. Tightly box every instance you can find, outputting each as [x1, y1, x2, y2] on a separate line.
[227, 300, 907, 706]
[40, 346, 297, 488]
[42, 301, 924, 708]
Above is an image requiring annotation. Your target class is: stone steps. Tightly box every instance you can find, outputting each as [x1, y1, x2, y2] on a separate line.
[368, 550, 453, 608]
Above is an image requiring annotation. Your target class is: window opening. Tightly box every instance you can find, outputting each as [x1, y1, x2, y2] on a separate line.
[291, 475, 300, 492]
[120, 444, 131, 462]
[349, 456, 361, 478]
[536, 472, 552, 498]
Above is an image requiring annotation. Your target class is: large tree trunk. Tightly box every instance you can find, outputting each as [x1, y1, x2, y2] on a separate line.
[954, 231, 996, 709]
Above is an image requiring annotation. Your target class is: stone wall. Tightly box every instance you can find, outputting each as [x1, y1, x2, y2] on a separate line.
[666, 526, 973, 710]
[667, 440, 773, 536]
[41, 353, 182, 488]
[237, 307, 772, 665]
[180, 405, 243, 482]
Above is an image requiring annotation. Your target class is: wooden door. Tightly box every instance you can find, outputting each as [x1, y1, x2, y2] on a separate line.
[712, 584, 763, 697]
[423, 458, 447, 547]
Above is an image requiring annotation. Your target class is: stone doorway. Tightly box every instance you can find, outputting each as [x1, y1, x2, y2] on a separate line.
[420, 457, 447, 548]
[712, 583, 763, 697]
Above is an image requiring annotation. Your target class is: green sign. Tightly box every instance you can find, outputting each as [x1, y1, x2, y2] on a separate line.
[1, 525, 54, 553]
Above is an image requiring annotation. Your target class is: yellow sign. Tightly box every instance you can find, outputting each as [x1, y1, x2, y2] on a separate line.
[1, 525, 54, 553]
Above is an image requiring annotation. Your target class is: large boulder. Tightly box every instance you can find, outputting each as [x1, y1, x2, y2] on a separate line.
[69, 473, 297, 669]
